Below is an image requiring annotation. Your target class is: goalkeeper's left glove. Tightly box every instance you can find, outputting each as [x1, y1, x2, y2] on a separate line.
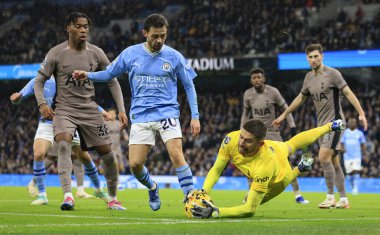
[191, 199, 219, 219]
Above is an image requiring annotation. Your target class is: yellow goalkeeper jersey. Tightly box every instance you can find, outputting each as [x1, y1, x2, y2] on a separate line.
[218, 130, 293, 193]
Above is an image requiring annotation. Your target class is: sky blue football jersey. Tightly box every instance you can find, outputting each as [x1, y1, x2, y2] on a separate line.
[20, 77, 56, 123]
[88, 43, 199, 123]
[341, 129, 366, 160]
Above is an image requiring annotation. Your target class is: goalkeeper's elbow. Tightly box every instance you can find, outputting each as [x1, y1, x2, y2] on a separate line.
[241, 205, 256, 218]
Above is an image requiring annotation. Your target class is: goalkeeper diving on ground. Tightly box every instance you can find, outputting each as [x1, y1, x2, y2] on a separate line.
[187, 119, 345, 218]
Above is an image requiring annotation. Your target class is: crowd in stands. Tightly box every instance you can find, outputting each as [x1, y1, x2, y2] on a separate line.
[1, 0, 380, 64]
[1, 84, 379, 179]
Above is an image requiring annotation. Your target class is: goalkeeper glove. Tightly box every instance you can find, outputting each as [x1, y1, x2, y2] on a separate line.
[191, 199, 219, 219]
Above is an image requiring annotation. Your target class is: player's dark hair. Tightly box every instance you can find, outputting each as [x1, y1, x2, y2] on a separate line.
[144, 13, 169, 31]
[65, 12, 92, 28]
[305, 43, 323, 55]
[250, 67, 265, 76]
[242, 119, 267, 140]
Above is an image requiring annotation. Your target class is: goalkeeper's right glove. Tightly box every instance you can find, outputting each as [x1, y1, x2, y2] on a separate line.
[191, 199, 219, 219]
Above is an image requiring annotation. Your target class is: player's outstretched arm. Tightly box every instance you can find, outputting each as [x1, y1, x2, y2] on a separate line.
[218, 189, 265, 218]
[341, 86, 368, 130]
[72, 70, 88, 80]
[10, 92, 22, 104]
[273, 93, 307, 127]
[202, 157, 229, 194]
[191, 189, 265, 219]
[190, 119, 200, 137]
[10, 78, 37, 104]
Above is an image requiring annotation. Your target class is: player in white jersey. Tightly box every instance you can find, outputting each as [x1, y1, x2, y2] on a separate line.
[341, 117, 366, 195]
[73, 13, 201, 211]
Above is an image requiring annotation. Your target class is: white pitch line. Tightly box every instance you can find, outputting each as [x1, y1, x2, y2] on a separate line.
[1, 218, 380, 229]
[0, 212, 380, 226]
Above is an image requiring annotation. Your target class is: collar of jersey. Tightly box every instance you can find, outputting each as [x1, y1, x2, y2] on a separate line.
[142, 43, 165, 57]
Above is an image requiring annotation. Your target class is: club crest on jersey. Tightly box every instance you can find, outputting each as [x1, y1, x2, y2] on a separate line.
[162, 62, 171, 71]
[224, 136, 231, 145]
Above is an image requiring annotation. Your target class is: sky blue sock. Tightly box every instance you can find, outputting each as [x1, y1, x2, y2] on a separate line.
[132, 166, 154, 189]
[33, 160, 46, 193]
[84, 161, 100, 189]
[176, 164, 194, 195]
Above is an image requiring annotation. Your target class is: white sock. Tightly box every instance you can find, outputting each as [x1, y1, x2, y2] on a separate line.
[327, 194, 335, 200]
[340, 197, 349, 203]
[77, 186, 84, 192]
[64, 192, 74, 199]
[39, 192, 47, 197]
[109, 196, 117, 201]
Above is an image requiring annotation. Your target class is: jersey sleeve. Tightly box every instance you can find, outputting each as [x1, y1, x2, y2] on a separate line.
[176, 53, 197, 82]
[243, 90, 250, 109]
[88, 49, 130, 81]
[300, 74, 310, 96]
[38, 49, 56, 78]
[217, 134, 233, 161]
[273, 87, 286, 107]
[107, 49, 130, 76]
[96, 47, 111, 70]
[331, 69, 347, 90]
[19, 78, 36, 99]
[176, 52, 199, 119]
[97, 105, 105, 113]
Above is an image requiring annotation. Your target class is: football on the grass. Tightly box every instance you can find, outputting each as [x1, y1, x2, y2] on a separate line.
[184, 191, 213, 218]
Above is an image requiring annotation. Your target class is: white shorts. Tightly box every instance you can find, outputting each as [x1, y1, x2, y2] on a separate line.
[72, 131, 80, 146]
[34, 122, 54, 144]
[34, 122, 80, 145]
[344, 159, 362, 174]
[129, 118, 182, 145]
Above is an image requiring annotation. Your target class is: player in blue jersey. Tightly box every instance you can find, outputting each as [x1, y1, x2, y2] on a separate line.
[341, 117, 366, 195]
[73, 13, 201, 211]
[10, 77, 109, 205]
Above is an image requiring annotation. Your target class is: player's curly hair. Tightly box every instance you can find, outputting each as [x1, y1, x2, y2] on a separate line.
[242, 119, 267, 140]
[65, 12, 93, 28]
[250, 67, 265, 76]
[144, 13, 169, 31]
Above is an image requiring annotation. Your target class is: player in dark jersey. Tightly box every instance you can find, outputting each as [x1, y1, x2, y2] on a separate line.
[34, 12, 127, 211]
[241, 67, 308, 204]
[274, 44, 368, 209]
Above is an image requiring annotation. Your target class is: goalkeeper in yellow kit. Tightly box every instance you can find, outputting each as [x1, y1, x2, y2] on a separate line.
[190, 119, 345, 218]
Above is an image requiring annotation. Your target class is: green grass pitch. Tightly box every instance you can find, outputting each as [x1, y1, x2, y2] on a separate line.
[1, 187, 379, 234]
